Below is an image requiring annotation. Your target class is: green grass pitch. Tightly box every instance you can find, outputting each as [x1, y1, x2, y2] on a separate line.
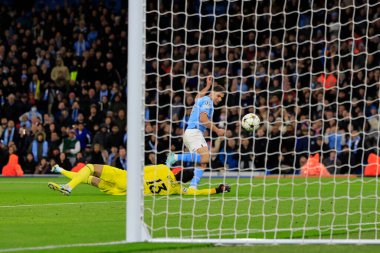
[1, 176, 380, 253]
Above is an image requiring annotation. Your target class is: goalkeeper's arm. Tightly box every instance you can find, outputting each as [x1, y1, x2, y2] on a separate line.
[181, 184, 231, 195]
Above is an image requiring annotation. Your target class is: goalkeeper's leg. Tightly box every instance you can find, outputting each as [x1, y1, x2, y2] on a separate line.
[64, 164, 95, 192]
[51, 164, 76, 179]
[88, 175, 121, 195]
[48, 164, 94, 195]
[52, 164, 92, 184]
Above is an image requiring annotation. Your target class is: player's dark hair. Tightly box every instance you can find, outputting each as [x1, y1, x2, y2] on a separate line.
[174, 169, 194, 183]
[212, 85, 225, 93]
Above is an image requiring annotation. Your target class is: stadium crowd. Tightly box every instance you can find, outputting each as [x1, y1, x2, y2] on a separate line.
[145, 0, 380, 174]
[0, 0, 379, 175]
[0, 0, 128, 174]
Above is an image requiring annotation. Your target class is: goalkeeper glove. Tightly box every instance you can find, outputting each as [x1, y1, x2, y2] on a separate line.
[215, 184, 231, 194]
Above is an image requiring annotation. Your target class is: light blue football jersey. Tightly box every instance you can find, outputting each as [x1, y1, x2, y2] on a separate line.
[186, 96, 213, 133]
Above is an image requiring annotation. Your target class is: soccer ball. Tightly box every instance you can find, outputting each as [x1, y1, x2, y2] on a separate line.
[242, 113, 261, 132]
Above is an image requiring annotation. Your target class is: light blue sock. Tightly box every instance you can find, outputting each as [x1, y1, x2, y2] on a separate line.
[189, 168, 204, 189]
[177, 153, 201, 163]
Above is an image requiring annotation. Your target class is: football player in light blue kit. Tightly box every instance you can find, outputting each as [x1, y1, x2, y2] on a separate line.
[166, 76, 225, 189]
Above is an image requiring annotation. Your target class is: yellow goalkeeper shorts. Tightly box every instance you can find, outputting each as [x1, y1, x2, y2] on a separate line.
[99, 165, 127, 195]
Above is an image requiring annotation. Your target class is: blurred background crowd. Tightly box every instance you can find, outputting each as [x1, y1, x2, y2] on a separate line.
[145, 0, 380, 174]
[0, 0, 128, 174]
[0, 0, 379, 175]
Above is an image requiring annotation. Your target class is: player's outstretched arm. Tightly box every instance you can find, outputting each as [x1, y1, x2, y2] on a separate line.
[195, 76, 213, 100]
[181, 183, 231, 195]
[199, 113, 225, 136]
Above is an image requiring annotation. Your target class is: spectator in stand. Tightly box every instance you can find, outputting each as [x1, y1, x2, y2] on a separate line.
[267, 124, 282, 172]
[114, 146, 127, 170]
[107, 146, 118, 166]
[93, 124, 110, 149]
[103, 116, 113, 131]
[239, 137, 253, 170]
[366, 105, 380, 150]
[254, 128, 268, 170]
[281, 124, 296, 169]
[73, 33, 90, 58]
[34, 157, 50, 174]
[296, 122, 312, 155]
[0, 118, 8, 137]
[106, 124, 124, 150]
[50, 57, 70, 89]
[87, 24, 98, 43]
[48, 132, 61, 157]
[28, 131, 49, 163]
[87, 104, 102, 131]
[2, 94, 19, 122]
[102, 61, 121, 85]
[341, 130, 364, 174]
[99, 95, 110, 115]
[75, 122, 91, 151]
[57, 108, 71, 128]
[70, 101, 81, 123]
[109, 93, 125, 113]
[99, 83, 109, 101]
[1, 120, 19, 148]
[29, 74, 41, 102]
[59, 128, 80, 166]
[22, 152, 37, 174]
[19, 114, 32, 130]
[218, 138, 239, 171]
[43, 115, 55, 135]
[18, 94, 31, 116]
[21, 106, 42, 123]
[324, 125, 346, 154]
[19, 76, 30, 95]
[89, 143, 105, 164]
[322, 150, 342, 175]
[113, 109, 126, 132]
[146, 152, 156, 166]
[56, 152, 72, 172]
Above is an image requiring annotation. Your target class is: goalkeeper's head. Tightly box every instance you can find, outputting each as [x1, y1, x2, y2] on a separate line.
[172, 167, 194, 183]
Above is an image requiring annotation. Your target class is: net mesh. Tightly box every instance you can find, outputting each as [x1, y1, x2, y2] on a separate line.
[144, 0, 380, 240]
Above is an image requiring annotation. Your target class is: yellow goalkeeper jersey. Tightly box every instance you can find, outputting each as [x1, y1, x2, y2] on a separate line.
[98, 164, 216, 195]
[143, 164, 216, 196]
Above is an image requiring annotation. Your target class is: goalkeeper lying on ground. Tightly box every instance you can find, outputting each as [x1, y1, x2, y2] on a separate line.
[48, 164, 231, 196]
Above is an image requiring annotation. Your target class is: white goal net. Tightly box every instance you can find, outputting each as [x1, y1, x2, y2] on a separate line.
[140, 0, 380, 243]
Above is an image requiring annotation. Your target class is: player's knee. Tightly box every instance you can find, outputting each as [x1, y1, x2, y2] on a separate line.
[200, 163, 207, 169]
[202, 153, 210, 160]
[200, 153, 210, 163]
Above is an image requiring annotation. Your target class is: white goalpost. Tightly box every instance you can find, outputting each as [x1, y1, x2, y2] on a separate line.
[126, 0, 148, 243]
[128, 0, 380, 244]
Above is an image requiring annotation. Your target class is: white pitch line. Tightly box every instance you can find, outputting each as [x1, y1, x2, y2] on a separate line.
[0, 240, 128, 253]
[0, 200, 125, 208]
[0, 181, 57, 184]
[0, 197, 177, 208]
[0, 195, 240, 208]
